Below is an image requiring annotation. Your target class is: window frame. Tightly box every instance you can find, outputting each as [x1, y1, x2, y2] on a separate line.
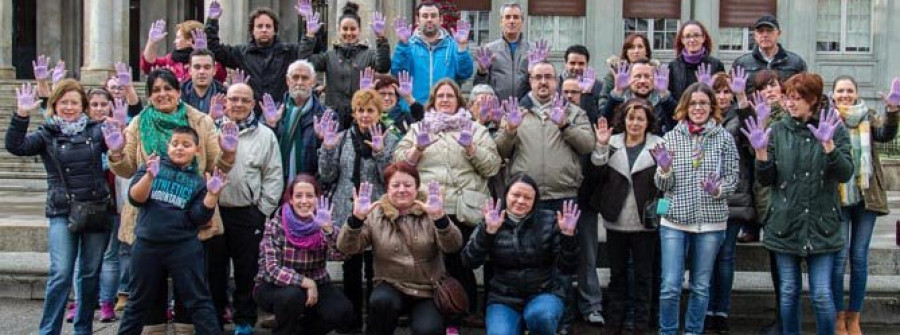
[623, 18, 680, 51]
[527, 15, 587, 51]
[718, 27, 756, 53]
[816, 0, 874, 54]
[460, 10, 491, 47]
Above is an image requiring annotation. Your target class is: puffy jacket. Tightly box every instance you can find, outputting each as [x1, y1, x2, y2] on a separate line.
[722, 104, 756, 221]
[655, 121, 740, 232]
[337, 195, 463, 298]
[461, 209, 579, 310]
[473, 36, 531, 101]
[757, 116, 853, 256]
[205, 18, 301, 105]
[5, 115, 110, 217]
[731, 44, 807, 93]
[588, 134, 663, 232]
[495, 94, 595, 200]
[667, 55, 725, 100]
[300, 37, 391, 128]
[217, 123, 283, 217]
[391, 29, 474, 103]
[394, 119, 500, 226]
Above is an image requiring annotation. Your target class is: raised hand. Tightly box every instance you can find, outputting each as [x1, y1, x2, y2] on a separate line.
[457, 119, 474, 148]
[482, 198, 505, 235]
[208, 1, 223, 20]
[148, 19, 167, 44]
[696, 63, 713, 87]
[191, 29, 207, 50]
[306, 12, 322, 35]
[321, 117, 340, 149]
[880, 77, 900, 108]
[750, 91, 771, 124]
[230, 69, 249, 85]
[478, 95, 500, 123]
[452, 20, 470, 45]
[102, 119, 126, 151]
[421, 180, 445, 219]
[313, 109, 336, 139]
[594, 117, 613, 146]
[415, 121, 436, 150]
[261, 93, 282, 125]
[33, 55, 50, 81]
[210, 93, 226, 120]
[352, 182, 378, 219]
[116, 62, 132, 87]
[366, 123, 385, 152]
[146, 154, 161, 177]
[488, 96, 504, 122]
[475, 47, 493, 72]
[614, 62, 630, 92]
[294, 0, 312, 17]
[206, 168, 228, 195]
[503, 97, 523, 130]
[650, 142, 674, 172]
[556, 200, 580, 236]
[654, 66, 670, 93]
[371, 11, 386, 37]
[527, 40, 549, 69]
[51, 61, 67, 85]
[549, 93, 568, 126]
[700, 172, 722, 197]
[112, 98, 128, 126]
[578, 67, 597, 93]
[730, 66, 748, 94]
[15, 82, 39, 116]
[219, 121, 239, 153]
[740, 116, 771, 151]
[807, 108, 841, 143]
[395, 17, 412, 44]
[359, 67, 375, 90]
[397, 71, 413, 98]
[313, 196, 333, 226]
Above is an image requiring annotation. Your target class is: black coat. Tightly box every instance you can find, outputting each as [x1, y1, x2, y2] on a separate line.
[731, 44, 808, 94]
[722, 104, 756, 221]
[667, 55, 725, 101]
[5, 115, 110, 217]
[461, 209, 579, 310]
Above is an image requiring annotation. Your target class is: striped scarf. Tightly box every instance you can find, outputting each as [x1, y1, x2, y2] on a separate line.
[838, 102, 872, 205]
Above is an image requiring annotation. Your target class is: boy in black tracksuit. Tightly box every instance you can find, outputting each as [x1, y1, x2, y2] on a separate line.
[118, 127, 226, 335]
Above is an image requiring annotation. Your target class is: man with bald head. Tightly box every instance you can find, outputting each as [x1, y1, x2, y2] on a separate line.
[205, 83, 283, 333]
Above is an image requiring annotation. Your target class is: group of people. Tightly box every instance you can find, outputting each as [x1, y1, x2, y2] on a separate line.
[7, 1, 899, 335]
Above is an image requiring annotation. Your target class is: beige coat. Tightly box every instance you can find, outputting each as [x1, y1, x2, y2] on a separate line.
[109, 105, 234, 244]
[337, 194, 463, 298]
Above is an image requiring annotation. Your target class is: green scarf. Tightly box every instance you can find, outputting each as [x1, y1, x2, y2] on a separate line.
[280, 96, 313, 177]
[139, 102, 189, 157]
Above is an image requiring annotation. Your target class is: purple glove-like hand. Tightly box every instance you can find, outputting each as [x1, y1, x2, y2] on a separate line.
[415, 121, 435, 150]
[191, 29, 207, 50]
[395, 17, 412, 44]
[425, 180, 444, 214]
[549, 93, 568, 126]
[306, 12, 322, 35]
[740, 116, 771, 150]
[219, 122, 239, 152]
[206, 169, 227, 195]
[146, 154, 161, 177]
[210, 93, 226, 120]
[650, 143, 674, 172]
[368, 123, 385, 152]
[557, 200, 580, 235]
[452, 20, 470, 44]
[457, 119, 474, 147]
[322, 118, 340, 149]
[116, 62, 132, 87]
[578, 67, 597, 92]
[33, 55, 50, 81]
[807, 108, 841, 143]
[261, 93, 281, 124]
[359, 67, 375, 90]
[102, 119, 126, 151]
[208, 1, 222, 20]
[614, 62, 630, 92]
[352, 182, 374, 219]
[16, 83, 37, 112]
[483, 198, 505, 234]
[397, 71, 413, 98]
[475, 47, 493, 71]
[314, 196, 333, 226]
[700, 172, 722, 196]
[313, 109, 336, 139]
[51, 61, 67, 85]
[881, 77, 900, 108]
[654, 66, 670, 93]
[112, 98, 128, 126]
[148, 19, 167, 43]
[231, 69, 249, 85]
[751, 92, 771, 124]
[730, 66, 748, 94]
[696, 63, 713, 87]
[294, 0, 312, 17]
[528, 40, 549, 69]
[371, 12, 386, 37]
[504, 97, 523, 129]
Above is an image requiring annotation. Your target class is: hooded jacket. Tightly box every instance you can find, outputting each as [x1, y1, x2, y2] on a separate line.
[391, 29, 474, 103]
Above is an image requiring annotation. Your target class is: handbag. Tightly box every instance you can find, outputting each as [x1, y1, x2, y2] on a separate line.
[51, 139, 112, 233]
[642, 199, 661, 230]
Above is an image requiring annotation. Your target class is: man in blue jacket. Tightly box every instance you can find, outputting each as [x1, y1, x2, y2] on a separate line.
[391, 0, 474, 103]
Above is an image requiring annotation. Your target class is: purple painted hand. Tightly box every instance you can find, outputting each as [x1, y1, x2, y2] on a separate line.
[457, 119, 474, 148]
[261, 93, 281, 125]
[654, 66, 670, 93]
[740, 116, 771, 150]
[482, 198, 505, 235]
[557, 200, 580, 235]
[578, 67, 597, 92]
[424, 180, 444, 216]
[395, 17, 412, 44]
[294, 0, 312, 17]
[475, 47, 493, 71]
[415, 121, 435, 150]
[206, 169, 227, 195]
[730, 66, 748, 94]
[614, 62, 630, 92]
[452, 20, 470, 44]
[210, 93, 226, 120]
[367, 123, 385, 152]
[306, 12, 322, 35]
[696, 63, 713, 87]
[807, 108, 841, 143]
[102, 119, 126, 151]
[322, 117, 340, 149]
[219, 121, 239, 153]
[208, 1, 222, 20]
[700, 172, 722, 196]
[313, 109, 336, 140]
[650, 143, 674, 172]
[371, 11, 386, 37]
[352, 182, 375, 219]
[230, 69, 249, 85]
[51, 61, 67, 85]
[191, 29, 207, 50]
[549, 93, 568, 126]
[359, 67, 375, 90]
[112, 98, 128, 126]
[881, 77, 900, 108]
[33, 55, 50, 81]
[528, 40, 549, 70]
[146, 154, 160, 177]
[503, 97, 523, 129]
[148, 19, 167, 44]
[314, 196, 333, 226]
[751, 91, 771, 124]
[397, 71, 413, 98]
[15, 83, 38, 113]
[116, 62, 132, 87]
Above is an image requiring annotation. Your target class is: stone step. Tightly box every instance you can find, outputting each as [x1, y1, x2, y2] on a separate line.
[0, 178, 47, 192]
[0, 162, 47, 173]
[0, 170, 46, 180]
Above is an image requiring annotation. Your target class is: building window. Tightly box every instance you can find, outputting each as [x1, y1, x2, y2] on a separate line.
[718, 0, 773, 52]
[461, 11, 490, 46]
[528, 16, 586, 51]
[624, 18, 679, 51]
[817, 0, 872, 53]
[719, 27, 755, 52]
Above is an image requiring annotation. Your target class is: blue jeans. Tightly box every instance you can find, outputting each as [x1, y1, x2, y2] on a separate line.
[775, 252, 836, 335]
[39, 216, 110, 335]
[707, 219, 744, 317]
[119, 241, 132, 295]
[832, 203, 876, 312]
[99, 215, 122, 302]
[486, 293, 564, 335]
[658, 226, 724, 335]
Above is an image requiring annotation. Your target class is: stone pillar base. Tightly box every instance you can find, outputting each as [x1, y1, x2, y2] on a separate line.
[0, 66, 14, 79]
[80, 67, 112, 86]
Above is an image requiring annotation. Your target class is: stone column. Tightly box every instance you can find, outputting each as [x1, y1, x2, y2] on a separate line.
[81, 0, 116, 84]
[207, 0, 250, 45]
[0, 0, 14, 78]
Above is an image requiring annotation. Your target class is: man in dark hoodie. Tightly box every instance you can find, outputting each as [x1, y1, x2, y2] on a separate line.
[180, 49, 226, 115]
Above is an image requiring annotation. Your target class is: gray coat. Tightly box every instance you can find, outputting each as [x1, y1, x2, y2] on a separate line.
[318, 127, 400, 227]
[473, 36, 531, 101]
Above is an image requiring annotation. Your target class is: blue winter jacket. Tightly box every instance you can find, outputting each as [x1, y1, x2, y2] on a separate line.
[391, 29, 474, 103]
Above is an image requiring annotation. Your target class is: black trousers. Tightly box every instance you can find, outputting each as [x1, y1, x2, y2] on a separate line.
[443, 215, 478, 319]
[342, 249, 373, 328]
[367, 283, 445, 335]
[207, 206, 266, 328]
[118, 238, 219, 335]
[255, 281, 355, 335]
[606, 230, 657, 331]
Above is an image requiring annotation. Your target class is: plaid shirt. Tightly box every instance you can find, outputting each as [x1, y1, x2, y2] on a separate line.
[255, 210, 344, 288]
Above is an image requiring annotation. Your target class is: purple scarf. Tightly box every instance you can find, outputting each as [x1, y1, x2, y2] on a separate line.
[423, 108, 473, 133]
[281, 205, 324, 249]
[681, 47, 707, 65]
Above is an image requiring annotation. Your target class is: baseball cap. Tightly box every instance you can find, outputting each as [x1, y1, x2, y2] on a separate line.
[754, 15, 780, 30]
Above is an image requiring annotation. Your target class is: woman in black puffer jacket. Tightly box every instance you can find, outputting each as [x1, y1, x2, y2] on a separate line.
[667, 20, 725, 101]
[6, 79, 111, 334]
[462, 173, 580, 335]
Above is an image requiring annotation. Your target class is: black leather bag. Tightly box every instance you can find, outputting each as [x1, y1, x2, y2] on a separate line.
[51, 139, 112, 233]
[643, 199, 661, 230]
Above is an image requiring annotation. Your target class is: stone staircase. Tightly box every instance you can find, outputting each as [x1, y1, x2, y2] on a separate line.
[0, 80, 47, 192]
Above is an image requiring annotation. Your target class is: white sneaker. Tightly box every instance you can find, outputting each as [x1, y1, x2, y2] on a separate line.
[585, 311, 606, 325]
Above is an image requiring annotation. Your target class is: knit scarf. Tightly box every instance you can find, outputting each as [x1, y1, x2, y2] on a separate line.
[217, 112, 258, 131]
[50, 114, 89, 136]
[686, 120, 714, 168]
[281, 204, 324, 249]
[681, 47, 707, 65]
[139, 102, 189, 157]
[350, 123, 375, 188]
[837, 102, 872, 205]
[423, 108, 472, 133]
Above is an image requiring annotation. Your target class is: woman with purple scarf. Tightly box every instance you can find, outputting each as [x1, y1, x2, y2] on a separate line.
[253, 174, 355, 335]
[667, 20, 725, 102]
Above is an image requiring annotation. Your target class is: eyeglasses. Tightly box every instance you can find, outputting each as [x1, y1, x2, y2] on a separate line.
[689, 101, 711, 108]
[530, 74, 556, 82]
[562, 90, 581, 95]
[227, 96, 253, 104]
[682, 33, 704, 41]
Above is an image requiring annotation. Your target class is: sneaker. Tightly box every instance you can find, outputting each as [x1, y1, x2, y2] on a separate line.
[585, 311, 606, 326]
[65, 302, 76, 323]
[115, 294, 128, 312]
[234, 323, 254, 335]
[445, 326, 460, 335]
[99, 301, 116, 322]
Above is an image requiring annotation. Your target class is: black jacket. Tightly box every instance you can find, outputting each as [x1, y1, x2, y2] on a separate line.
[731, 44, 807, 93]
[605, 91, 678, 135]
[461, 209, 579, 309]
[667, 55, 725, 100]
[205, 19, 301, 106]
[129, 158, 214, 243]
[722, 104, 756, 221]
[5, 115, 110, 217]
